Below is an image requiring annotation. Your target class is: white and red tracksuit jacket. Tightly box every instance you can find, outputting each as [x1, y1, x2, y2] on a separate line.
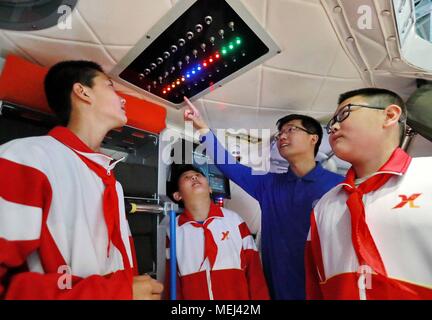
[165, 203, 270, 300]
[0, 128, 137, 299]
[306, 151, 432, 300]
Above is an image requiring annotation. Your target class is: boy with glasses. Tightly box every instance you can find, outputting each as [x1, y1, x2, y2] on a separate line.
[183, 97, 343, 300]
[306, 88, 432, 299]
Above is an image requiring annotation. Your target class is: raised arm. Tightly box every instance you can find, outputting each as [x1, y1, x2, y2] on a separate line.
[183, 97, 267, 199]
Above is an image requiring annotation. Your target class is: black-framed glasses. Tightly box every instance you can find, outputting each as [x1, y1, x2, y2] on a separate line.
[325, 104, 386, 134]
[275, 125, 314, 140]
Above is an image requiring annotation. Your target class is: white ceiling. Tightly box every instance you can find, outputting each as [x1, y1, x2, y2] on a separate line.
[0, 0, 423, 132]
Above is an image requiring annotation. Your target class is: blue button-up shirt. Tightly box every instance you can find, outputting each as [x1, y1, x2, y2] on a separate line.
[201, 130, 344, 299]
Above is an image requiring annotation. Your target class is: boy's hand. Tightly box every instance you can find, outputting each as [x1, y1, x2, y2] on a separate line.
[132, 275, 164, 300]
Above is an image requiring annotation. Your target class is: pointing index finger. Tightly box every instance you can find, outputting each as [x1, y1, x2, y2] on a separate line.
[183, 96, 199, 115]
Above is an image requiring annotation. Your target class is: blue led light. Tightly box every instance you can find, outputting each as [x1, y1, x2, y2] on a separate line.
[192, 70, 196, 74]
[197, 66, 202, 71]
[186, 73, 191, 78]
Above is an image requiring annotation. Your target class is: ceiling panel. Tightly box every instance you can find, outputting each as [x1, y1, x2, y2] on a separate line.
[310, 77, 366, 112]
[257, 107, 295, 131]
[204, 66, 262, 107]
[0, 31, 36, 63]
[3, 33, 115, 69]
[0, 0, 417, 134]
[105, 45, 132, 63]
[373, 74, 417, 100]
[260, 66, 323, 110]
[265, 0, 343, 76]
[240, 0, 267, 26]
[204, 100, 258, 129]
[327, 47, 362, 79]
[351, 31, 389, 71]
[77, 0, 172, 46]
[22, 9, 98, 43]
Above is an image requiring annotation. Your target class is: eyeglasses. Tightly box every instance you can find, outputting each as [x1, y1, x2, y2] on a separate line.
[275, 125, 314, 140]
[325, 104, 388, 134]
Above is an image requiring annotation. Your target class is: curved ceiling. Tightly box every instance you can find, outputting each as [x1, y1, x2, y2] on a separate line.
[0, 0, 424, 132]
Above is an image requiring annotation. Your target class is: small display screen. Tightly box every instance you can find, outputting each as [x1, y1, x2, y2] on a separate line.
[192, 152, 231, 199]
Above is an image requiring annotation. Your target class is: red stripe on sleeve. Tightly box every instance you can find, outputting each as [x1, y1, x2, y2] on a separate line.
[238, 222, 251, 239]
[0, 158, 51, 208]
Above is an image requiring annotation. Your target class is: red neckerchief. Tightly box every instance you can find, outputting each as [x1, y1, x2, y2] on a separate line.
[342, 148, 411, 276]
[48, 126, 131, 271]
[179, 203, 224, 270]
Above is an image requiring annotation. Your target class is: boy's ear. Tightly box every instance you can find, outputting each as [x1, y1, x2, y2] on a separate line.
[310, 134, 318, 145]
[383, 104, 402, 128]
[72, 83, 92, 104]
[173, 191, 182, 202]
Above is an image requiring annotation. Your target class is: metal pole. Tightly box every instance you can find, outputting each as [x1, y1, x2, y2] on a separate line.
[126, 199, 178, 298]
[166, 202, 177, 300]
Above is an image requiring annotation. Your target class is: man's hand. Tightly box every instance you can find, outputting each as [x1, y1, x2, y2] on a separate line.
[132, 275, 164, 300]
[183, 96, 210, 134]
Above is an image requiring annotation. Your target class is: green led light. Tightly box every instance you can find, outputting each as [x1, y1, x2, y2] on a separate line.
[221, 47, 227, 55]
[229, 43, 234, 50]
[236, 38, 241, 45]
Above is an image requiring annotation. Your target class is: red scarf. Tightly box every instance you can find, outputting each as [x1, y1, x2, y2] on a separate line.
[49, 126, 131, 270]
[179, 203, 223, 270]
[342, 148, 411, 276]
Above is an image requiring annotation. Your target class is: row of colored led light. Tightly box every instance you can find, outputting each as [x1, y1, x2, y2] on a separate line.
[162, 37, 242, 95]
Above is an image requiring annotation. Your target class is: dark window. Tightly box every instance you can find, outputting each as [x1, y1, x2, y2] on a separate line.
[0, 0, 78, 31]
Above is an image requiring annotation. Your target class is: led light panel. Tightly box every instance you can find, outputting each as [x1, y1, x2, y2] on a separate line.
[110, 0, 280, 108]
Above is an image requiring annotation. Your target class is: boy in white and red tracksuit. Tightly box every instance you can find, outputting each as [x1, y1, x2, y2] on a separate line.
[0, 60, 162, 299]
[306, 88, 432, 300]
[165, 164, 270, 300]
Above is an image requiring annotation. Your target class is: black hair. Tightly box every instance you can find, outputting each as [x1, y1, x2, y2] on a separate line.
[338, 88, 407, 142]
[167, 164, 207, 207]
[276, 114, 323, 156]
[44, 60, 104, 125]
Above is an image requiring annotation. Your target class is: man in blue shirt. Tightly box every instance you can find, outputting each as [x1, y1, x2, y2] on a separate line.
[183, 97, 344, 299]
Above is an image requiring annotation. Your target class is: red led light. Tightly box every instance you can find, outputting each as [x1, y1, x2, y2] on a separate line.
[176, 80, 180, 85]
[172, 84, 176, 88]
[215, 53, 220, 59]
[203, 61, 208, 67]
[209, 57, 214, 63]
[167, 87, 171, 91]
[163, 90, 167, 94]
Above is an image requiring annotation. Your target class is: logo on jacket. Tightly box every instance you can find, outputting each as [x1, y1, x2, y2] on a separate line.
[221, 231, 230, 241]
[392, 193, 421, 209]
